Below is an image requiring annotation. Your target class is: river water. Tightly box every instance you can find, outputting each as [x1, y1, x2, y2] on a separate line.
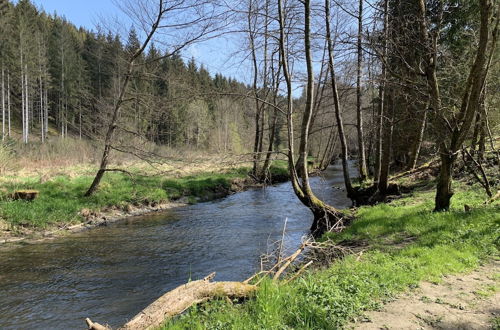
[0, 164, 354, 329]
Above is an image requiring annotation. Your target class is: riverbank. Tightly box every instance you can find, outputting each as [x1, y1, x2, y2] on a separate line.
[0, 160, 289, 244]
[161, 179, 499, 329]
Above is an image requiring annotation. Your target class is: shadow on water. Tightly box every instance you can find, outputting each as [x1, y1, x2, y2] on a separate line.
[0, 163, 355, 329]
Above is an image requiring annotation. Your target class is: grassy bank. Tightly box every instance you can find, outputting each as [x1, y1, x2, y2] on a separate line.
[162, 182, 499, 329]
[0, 162, 288, 232]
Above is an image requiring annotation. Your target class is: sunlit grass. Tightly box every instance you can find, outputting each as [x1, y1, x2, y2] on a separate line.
[0, 163, 288, 229]
[163, 184, 499, 329]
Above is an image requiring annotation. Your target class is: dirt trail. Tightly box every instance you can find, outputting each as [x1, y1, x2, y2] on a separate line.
[351, 260, 499, 329]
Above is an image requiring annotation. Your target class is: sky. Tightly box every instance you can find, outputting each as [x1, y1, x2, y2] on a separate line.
[25, 0, 250, 83]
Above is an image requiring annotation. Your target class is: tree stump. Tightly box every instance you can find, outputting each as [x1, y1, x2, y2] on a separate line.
[13, 190, 39, 201]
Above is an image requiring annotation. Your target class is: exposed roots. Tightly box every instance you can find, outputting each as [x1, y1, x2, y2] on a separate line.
[310, 206, 352, 238]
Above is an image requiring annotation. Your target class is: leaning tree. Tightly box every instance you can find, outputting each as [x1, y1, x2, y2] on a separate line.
[85, 0, 226, 196]
[278, 0, 348, 236]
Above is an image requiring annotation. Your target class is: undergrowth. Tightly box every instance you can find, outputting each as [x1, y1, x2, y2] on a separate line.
[162, 184, 499, 330]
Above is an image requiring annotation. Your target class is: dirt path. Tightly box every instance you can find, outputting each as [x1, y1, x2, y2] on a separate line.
[351, 260, 499, 330]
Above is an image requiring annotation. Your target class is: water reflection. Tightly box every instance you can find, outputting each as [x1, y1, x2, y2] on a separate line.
[0, 164, 353, 329]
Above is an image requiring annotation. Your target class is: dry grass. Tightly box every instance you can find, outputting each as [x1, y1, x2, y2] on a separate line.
[1, 137, 259, 182]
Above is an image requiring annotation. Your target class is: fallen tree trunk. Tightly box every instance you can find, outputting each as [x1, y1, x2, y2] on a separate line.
[86, 273, 257, 330]
[390, 159, 439, 180]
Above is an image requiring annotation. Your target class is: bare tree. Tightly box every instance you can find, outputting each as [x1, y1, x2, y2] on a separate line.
[373, 0, 388, 184]
[86, 0, 224, 196]
[355, 0, 368, 181]
[325, 0, 355, 199]
[278, 0, 346, 236]
[416, 0, 498, 211]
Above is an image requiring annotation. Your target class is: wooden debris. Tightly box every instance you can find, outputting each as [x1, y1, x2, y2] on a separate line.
[273, 244, 306, 281]
[12, 190, 39, 201]
[284, 261, 313, 284]
[85, 273, 256, 330]
[485, 190, 500, 204]
[86, 318, 110, 330]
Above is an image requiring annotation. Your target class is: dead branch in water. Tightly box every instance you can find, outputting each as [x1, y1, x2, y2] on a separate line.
[86, 228, 356, 330]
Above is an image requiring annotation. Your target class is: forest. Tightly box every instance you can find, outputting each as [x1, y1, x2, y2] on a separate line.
[0, 0, 499, 329]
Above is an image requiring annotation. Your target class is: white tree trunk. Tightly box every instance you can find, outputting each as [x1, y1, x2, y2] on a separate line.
[7, 70, 10, 137]
[2, 64, 5, 140]
[44, 87, 48, 136]
[25, 66, 29, 144]
[21, 57, 25, 143]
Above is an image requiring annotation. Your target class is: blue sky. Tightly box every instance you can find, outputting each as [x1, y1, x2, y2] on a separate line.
[25, 0, 249, 82]
[29, 0, 118, 30]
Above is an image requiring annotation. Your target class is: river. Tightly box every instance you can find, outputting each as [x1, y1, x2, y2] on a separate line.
[0, 163, 354, 329]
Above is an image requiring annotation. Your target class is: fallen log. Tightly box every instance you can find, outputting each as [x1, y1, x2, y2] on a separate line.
[486, 190, 500, 204]
[86, 273, 257, 330]
[86, 318, 110, 330]
[12, 190, 39, 201]
[390, 159, 439, 180]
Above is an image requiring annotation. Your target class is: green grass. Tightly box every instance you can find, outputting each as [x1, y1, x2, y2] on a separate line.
[491, 316, 500, 330]
[0, 164, 288, 229]
[162, 184, 499, 330]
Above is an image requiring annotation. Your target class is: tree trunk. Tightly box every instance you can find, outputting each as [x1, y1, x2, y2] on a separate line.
[408, 107, 427, 170]
[302, 0, 345, 235]
[277, 0, 345, 237]
[470, 112, 481, 152]
[356, 0, 368, 181]
[477, 120, 486, 163]
[416, 0, 496, 211]
[7, 70, 10, 137]
[86, 273, 256, 330]
[477, 90, 487, 162]
[248, 0, 262, 178]
[21, 58, 25, 143]
[378, 90, 394, 194]
[40, 76, 45, 143]
[86, 2, 164, 196]
[44, 86, 48, 137]
[374, 0, 388, 184]
[1, 64, 4, 140]
[434, 150, 455, 211]
[25, 67, 29, 144]
[262, 107, 278, 179]
[325, 0, 355, 199]
[261, 0, 276, 180]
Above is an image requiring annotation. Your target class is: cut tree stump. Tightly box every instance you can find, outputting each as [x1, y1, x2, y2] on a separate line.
[12, 190, 39, 201]
[86, 273, 257, 330]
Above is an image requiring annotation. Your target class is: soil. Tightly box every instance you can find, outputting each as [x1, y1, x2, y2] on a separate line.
[350, 260, 500, 330]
